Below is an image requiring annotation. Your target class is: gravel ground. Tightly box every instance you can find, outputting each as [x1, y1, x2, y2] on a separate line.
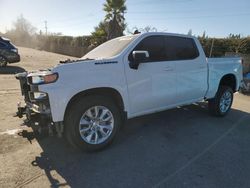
[0, 47, 250, 188]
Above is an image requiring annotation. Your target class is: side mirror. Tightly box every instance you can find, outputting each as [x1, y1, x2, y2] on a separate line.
[129, 51, 149, 70]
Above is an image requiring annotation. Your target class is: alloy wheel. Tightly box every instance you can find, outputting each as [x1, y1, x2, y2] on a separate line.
[219, 90, 232, 113]
[78, 106, 114, 144]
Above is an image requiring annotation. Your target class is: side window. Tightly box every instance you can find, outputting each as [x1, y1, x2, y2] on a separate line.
[129, 36, 166, 62]
[165, 36, 199, 61]
[0, 42, 7, 48]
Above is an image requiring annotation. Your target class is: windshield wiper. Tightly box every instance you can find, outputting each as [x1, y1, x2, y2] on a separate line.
[81, 58, 95, 61]
[59, 58, 95, 64]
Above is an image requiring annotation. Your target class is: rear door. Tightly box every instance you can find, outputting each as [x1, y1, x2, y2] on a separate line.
[164, 36, 208, 103]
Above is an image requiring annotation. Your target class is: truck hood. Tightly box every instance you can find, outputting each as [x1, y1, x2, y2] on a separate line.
[17, 58, 118, 79]
[52, 58, 118, 73]
[59, 58, 94, 64]
[19, 58, 100, 77]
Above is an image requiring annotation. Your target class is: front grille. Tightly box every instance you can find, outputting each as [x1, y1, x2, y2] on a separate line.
[16, 73, 40, 102]
[16, 72, 31, 102]
[22, 82, 31, 102]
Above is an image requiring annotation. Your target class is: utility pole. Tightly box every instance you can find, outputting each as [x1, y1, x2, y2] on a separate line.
[209, 38, 215, 58]
[44, 21, 48, 35]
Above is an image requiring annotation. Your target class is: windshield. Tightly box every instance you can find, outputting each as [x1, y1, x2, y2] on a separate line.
[82, 35, 138, 59]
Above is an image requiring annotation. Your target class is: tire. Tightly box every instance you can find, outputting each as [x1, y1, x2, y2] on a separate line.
[64, 95, 122, 151]
[208, 86, 234, 117]
[0, 56, 7, 67]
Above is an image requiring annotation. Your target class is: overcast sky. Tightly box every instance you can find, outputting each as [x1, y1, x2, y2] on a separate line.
[0, 0, 249, 37]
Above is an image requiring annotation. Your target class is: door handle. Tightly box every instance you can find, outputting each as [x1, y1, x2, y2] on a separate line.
[198, 66, 206, 69]
[163, 67, 173, 71]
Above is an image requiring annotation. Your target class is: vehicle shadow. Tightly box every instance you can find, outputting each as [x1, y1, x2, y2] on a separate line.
[18, 103, 250, 188]
[240, 91, 250, 96]
[0, 65, 26, 74]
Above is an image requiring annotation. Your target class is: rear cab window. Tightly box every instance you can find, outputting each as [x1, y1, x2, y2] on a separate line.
[164, 36, 199, 61]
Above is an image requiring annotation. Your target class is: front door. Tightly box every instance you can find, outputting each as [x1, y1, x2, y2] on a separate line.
[124, 35, 177, 116]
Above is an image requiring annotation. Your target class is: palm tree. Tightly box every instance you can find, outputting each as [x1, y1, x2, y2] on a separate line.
[103, 0, 127, 39]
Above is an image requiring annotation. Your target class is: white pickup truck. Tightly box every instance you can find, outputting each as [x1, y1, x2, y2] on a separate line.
[16, 32, 243, 151]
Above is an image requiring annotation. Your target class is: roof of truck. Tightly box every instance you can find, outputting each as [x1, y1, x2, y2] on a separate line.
[133, 32, 196, 39]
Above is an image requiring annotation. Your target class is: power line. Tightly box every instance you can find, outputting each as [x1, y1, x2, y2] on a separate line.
[126, 12, 250, 22]
[38, 12, 250, 31]
[128, 7, 248, 14]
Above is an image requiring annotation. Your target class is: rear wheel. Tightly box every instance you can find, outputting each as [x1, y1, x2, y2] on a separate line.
[0, 56, 7, 67]
[64, 95, 122, 151]
[208, 86, 233, 116]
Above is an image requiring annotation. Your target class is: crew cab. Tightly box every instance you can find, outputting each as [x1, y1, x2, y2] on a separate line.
[15, 32, 243, 151]
[0, 37, 20, 67]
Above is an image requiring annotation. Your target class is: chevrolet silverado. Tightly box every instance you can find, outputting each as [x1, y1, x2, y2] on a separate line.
[15, 32, 243, 151]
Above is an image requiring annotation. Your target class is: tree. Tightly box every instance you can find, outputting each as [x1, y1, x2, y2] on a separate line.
[187, 29, 192, 36]
[5, 15, 37, 47]
[12, 15, 36, 35]
[103, 0, 127, 39]
[90, 21, 108, 46]
[228, 33, 241, 39]
[143, 26, 157, 33]
[127, 26, 157, 34]
[201, 31, 207, 39]
[232, 38, 248, 53]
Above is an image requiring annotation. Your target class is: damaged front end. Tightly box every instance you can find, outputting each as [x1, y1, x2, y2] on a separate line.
[15, 71, 63, 137]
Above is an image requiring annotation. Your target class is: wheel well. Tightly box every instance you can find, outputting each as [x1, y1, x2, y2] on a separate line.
[65, 87, 125, 118]
[219, 74, 236, 92]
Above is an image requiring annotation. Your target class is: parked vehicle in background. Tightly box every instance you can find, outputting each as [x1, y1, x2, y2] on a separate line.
[240, 73, 250, 93]
[0, 37, 20, 67]
[15, 32, 243, 151]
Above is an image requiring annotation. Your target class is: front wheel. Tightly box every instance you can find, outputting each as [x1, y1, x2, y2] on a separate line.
[64, 95, 122, 151]
[208, 86, 234, 116]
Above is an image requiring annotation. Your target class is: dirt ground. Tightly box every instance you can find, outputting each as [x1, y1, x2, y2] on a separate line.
[0, 47, 250, 188]
[0, 47, 75, 187]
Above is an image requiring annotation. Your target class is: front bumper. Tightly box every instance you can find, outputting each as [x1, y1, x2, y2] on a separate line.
[15, 72, 54, 132]
[8, 53, 20, 63]
[15, 72, 64, 137]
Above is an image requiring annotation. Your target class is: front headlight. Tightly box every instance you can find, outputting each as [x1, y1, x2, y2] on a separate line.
[11, 48, 18, 53]
[29, 73, 58, 85]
